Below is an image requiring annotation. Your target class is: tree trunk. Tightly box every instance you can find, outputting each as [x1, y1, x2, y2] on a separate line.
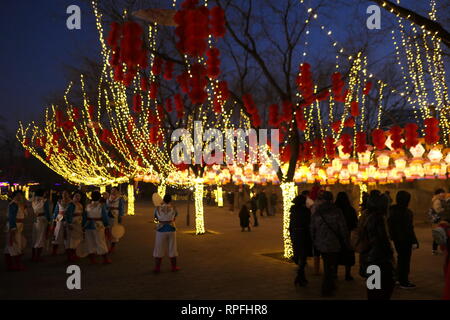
[127, 183, 135, 216]
[280, 181, 296, 258]
[194, 180, 206, 234]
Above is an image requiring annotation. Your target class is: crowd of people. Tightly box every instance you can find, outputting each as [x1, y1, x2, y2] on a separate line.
[4, 187, 125, 271]
[238, 190, 277, 231]
[288, 187, 450, 300]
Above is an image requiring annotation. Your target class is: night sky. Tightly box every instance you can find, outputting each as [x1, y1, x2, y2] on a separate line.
[0, 0, 441, 131]
[0, 0, 99, 129]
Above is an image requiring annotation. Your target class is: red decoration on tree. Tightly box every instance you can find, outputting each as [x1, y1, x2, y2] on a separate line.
[140, 77, 148, 92]
[331, 120, 342, 133]
[296, 109, 307, 131]
[332, 72, 346, 102]
[149, 82, 158, 99]
[303, 141, 313, 161]
[174, 94, 184, 119]
[297, 63, 314, 105]
[325, 136, 336, 159]
[362, 81, 373, 95]
[355, 131, 367, 153]
[72, 107, 80, 120]
[372, 129, 386, 150]
[218, 81, 229, 101]
[209, 6, 226, 38]
[424, 117, 440, 145]
[152, 57, 163, 76]
[350, 101, 360, 117]
[132, 94, 142, 113]
[206, 47, 221, 79]
[340, 133, 353, 154]
[165, 97, 173, 113]
[404, 123, 419, 148]
[176, 72, 190, 93]
[188, 63, 208, 104]
[268, 104, 279, 127]
[344, 117, 355, 128]
[163, 60, 174, 80]
[281, 101, 293, 122]
[389, 126, 403, 149]
[314, 138, 325, 160]
[243, 94, 257, 114]
[88, 105, 96, 120]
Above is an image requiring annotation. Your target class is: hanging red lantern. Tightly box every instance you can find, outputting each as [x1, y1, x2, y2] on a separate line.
[389, 125, 403, 149]
[355, 131, 367, 153]
[404, 123, 419, 148]
[163, 60, 174, 80]
[209, 6, 226, 38]
[268, 104, 279, 127]
[325, 136, 335, 158]
[149, 82, 158, 99]
[424, 117, 440, 145]
[331, 120, 342, 133]
[132, 94, 142, 113]
[344, 117, 355, 128]
[372, 129, 386, 150]
[362, 81, 373, 95]
[350, 101, 360, 117]
[314, 138, 325, 160]
[340, 133, 353, 154]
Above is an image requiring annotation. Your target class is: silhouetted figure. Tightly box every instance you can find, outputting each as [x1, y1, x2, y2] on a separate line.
[388, 190, 418, 289]
[360, 191, 395, 300]
[335, 192, 358, 281]
[290, 195, 313, 287]
[239, 205, 251, 232]
[311, 191, 349, 297]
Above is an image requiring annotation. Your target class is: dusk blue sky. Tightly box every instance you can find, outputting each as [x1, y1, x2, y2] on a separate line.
[0, 0, 443, 131]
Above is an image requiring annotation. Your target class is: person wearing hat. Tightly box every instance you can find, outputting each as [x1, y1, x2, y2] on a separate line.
[31, 189, 51, 262]
[83, 191, 112, 264]
[4, 190, 27, 271]
[106, 187, 125, 253]
[153, 194, 180, 273]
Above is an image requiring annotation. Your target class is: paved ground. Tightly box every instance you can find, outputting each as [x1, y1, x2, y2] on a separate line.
[0, 200, 446, 300]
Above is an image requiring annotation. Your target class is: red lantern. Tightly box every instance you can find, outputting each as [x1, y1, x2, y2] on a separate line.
[424, 117, 440, 145]
[350, 101, 359, 117]
[372, 129, 386, 150]
[355, 131, 367, 153]
[325, 136, 335, 159]
[340, 133, 353, 154]
[389, 125, 403, 150]
[404, 123, 419, 148]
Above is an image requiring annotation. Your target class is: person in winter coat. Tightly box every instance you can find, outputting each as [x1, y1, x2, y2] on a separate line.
[430, 189, 447, 254]
[239, 205, 251, 232]
[335, 191, 358, 281]
[289, 195, 313, 287]
[360, 191, 395, 300]
[388, 190, 419, 289]
[311, 191, 349, 297]
[249, 195, 258, 227]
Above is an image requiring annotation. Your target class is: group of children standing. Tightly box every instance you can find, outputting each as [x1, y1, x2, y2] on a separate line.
[4, 187, 125, 271]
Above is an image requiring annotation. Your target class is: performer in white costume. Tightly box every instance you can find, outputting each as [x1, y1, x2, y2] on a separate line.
[31, 189, 51, 262]
[153, 194, 180, 273]
[65, 191, 84, 262]
[83, 191, 112, 264]
[106, 187, 125, 253]
[51, 191, 71, 256]
[4, 190, 27, 271]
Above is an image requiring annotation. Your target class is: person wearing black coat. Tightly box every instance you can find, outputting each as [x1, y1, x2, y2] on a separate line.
[388, 190, 419, 289]
[335, 191, 358, 281]
[289, 195, 313, 287]
[239, 205, 251, 232]
[360, 191, 395, 300]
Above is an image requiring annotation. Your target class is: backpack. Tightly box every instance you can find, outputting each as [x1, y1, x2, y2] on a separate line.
[432, 226, 448, 246]
[350, 214, 370, 253]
